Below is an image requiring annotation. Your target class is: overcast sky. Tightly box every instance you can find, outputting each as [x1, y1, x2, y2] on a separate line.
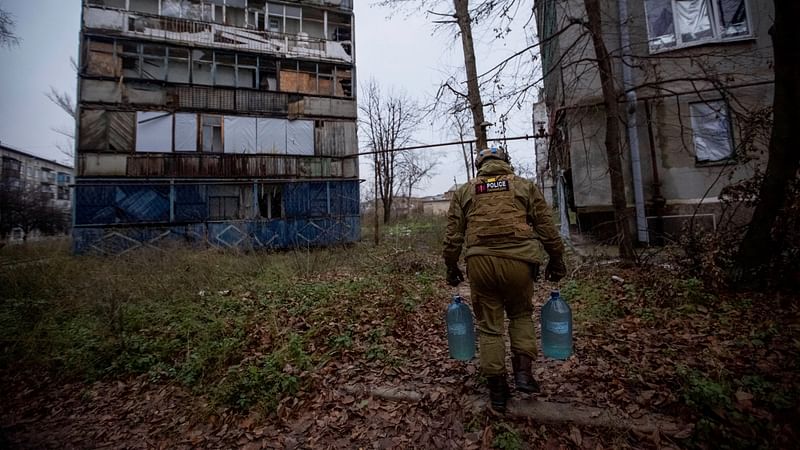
[0, 0, 538, 197]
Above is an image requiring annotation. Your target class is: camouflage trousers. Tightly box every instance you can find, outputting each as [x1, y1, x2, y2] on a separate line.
[467, 254, 537, 375]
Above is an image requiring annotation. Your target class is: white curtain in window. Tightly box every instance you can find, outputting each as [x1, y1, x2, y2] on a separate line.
[690, 101, 733, 162]
[175, 113, 198, 151]
[287, 120, 314, 156]
[224, 116, 257, 153]
[136, 112, 173, 152]
[676, 0, 712, 42]
[256, 118, 287, 154]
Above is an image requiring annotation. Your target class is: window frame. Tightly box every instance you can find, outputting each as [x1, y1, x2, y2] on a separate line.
[689, 99, 736, 165]
[643, 0, 754, 54]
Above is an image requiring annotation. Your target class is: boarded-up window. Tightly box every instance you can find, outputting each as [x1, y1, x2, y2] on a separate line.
[256, 117, 286, 153]
[690, 100, 733, 163]
[223, 116, 257, 153]
[86, 39, 120, 77]
[136, 112, 173, 152]
[209, 196, 240, 219]
[287, 120, 314, 155]
[175, 113, 198, 151]
[80, 109, 135, 152]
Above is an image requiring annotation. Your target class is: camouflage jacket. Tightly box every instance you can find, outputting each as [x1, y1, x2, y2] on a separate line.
[442, 160, 565, 266]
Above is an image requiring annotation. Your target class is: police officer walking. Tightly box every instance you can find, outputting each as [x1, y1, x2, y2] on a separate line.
[443, 146, 566, 413]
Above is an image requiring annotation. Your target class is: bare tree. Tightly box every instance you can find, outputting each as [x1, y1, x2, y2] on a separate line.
[0, 4, 20, 49]
[582, 0, 635, 260]
[732, 0, 800, 285]
[398, 150, 438, 215]
[45, 58, 78, 162]
[359, 79, 423, 224]
[0, 180, 69, 241]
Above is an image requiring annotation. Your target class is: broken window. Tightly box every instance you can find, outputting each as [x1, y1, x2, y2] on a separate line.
[266, 2, 301, 34]
[328, 12, 351, 41]
[237, 54, 258, 89]
[175, 113, 198, 151]
[302, 7, 325, 39]
[201, 114, 224, 153]
[136, 111, 174, 152]
[690, 100, 734, 163]
[121, 42, 142, 78]
[142, 44, 167, 80]
[317, 63, 334, 96]
[259, 184, 283, 219]
[335, 67, 352, 97]
[210, 0, 225, 23]
[167, 47, 190, 83]
[88, 0, 126, 8]
[259, 59, 278, 90]
[209, 195, 240, 219]
[130, 0, 159, 15]
[214, 52, 236, 87]
[225, 0, 246, 27]
[644, 0, 750, 52]
[247, 0, 267, 29]
[192, 49, 213, 85]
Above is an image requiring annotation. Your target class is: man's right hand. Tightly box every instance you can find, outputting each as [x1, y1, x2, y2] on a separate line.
[446, 265, 465, 287]
[545, 257, 567, 282]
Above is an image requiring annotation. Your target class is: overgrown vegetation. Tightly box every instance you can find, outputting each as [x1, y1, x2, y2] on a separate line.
[1, 216, 797, 448]
[0, 227, 442, 414]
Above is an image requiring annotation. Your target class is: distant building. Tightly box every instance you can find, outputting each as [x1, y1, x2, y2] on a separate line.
[74, 0, 359, 254]
[361, 196, 424, 219]
[422, 183, 462, 216]
[0, 144, 73, 240]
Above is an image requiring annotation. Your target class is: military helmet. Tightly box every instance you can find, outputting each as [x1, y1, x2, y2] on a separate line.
[475, 146, 508, 168]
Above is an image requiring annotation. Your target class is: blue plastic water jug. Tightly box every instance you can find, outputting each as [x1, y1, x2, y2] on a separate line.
[541, 290, 573, 359]
[446, 295, 476, 361]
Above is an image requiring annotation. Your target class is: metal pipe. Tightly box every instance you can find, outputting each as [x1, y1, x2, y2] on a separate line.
[617, 0, 649, 244]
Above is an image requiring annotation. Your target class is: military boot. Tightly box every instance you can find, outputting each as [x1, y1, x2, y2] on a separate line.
[486, 375, 510, 413]
[511, 354, 540, 393]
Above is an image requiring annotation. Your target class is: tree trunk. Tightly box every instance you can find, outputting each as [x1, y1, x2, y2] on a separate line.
[453, 0, 488, 150]
[732, 0, 800, 284]
[583, 0, 636, 261]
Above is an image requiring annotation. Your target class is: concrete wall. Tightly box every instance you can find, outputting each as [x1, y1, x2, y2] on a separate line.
[538, 0, 774, 227]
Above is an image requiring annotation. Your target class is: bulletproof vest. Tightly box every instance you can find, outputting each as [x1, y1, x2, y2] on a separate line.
[465, 174, 535, 248]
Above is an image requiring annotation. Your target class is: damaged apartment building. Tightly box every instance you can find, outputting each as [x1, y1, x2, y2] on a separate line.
[74, 0, 358, 253]
[535, 0, 773, 242]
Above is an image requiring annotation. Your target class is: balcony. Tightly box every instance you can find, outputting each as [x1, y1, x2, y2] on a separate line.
[84, 6, 353, 64]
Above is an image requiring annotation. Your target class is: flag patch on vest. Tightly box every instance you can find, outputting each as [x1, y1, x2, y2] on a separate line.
[475, 179, 510, 194]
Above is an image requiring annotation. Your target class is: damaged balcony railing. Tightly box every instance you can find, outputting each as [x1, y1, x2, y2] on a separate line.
[85, 6, 353, 63]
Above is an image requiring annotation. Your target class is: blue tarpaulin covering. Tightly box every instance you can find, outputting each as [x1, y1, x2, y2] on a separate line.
[72, 180, 360, 254]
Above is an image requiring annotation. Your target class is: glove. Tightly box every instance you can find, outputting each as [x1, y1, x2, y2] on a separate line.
[545, 257, 566, 282]
[446, 265, 465, 287]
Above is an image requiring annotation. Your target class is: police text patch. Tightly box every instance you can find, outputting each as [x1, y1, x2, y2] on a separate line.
[475, 179, 510, 194]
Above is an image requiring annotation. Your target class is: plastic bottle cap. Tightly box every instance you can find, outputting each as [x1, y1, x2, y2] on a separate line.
[452, 295, 462, 304]
[550, 290, 560, 297]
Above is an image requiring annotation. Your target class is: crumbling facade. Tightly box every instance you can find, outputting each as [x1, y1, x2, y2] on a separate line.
[75, 0, 358, 253]
[536, 0, 773, 241]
